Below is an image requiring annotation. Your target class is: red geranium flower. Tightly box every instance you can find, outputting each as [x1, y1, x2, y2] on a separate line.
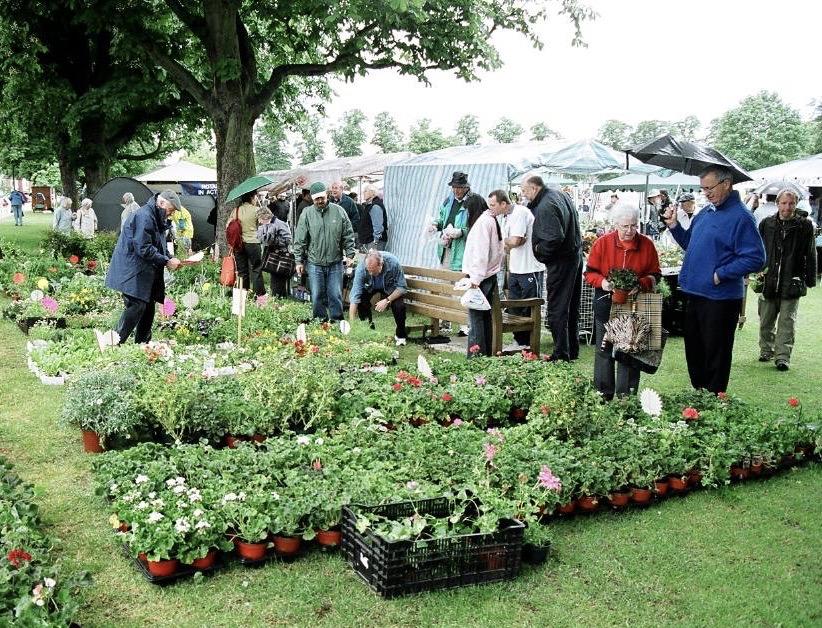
[681, 407, 700, 420]
[12, 272, 25, 285]
[7, 548, 32, 568]
[69, 254, 80, 264]
[441, 393, 453, 402]
[392, 383, 403, 392]
[468, 344, 481, 354]
[540, 404, 551, 415]
[717, 392, 728, 400]
[311, 345, 320, 354]
[521, 350, 537, 361]
[86, 259, 98, 270]
[788, 397, 800, 407]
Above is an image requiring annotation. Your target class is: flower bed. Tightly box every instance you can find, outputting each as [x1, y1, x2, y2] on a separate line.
[0, 457, 90, 625]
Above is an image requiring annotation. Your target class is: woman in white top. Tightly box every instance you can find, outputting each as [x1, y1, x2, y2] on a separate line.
[74, 198, 98, 238]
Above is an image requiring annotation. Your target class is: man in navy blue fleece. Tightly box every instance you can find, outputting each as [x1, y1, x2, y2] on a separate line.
[663, 165, 765, 394]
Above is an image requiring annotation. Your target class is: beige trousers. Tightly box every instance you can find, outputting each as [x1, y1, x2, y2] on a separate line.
[758, 295, 799, 363]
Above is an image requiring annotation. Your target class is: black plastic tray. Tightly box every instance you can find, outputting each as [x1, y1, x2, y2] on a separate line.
[125, 546, 224, 585]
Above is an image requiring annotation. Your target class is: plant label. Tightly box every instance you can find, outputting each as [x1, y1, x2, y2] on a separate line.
[231, 288, 247, 317]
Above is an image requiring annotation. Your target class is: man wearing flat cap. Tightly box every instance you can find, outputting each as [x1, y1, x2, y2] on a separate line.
[106, 189, 183, 343]
[293, 181, 356, 321]
[428, 171, 488, 272]
[676, 193, 697, 230]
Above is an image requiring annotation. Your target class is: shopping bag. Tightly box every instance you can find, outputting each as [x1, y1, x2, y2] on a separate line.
[219, 255, 236, 287]
[460, 287, 491, 310]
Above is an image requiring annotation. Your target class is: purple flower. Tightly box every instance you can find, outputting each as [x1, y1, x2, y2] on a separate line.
[41, 296, 59, 315]
[484, 442, 497, 462]
[256, 294, 269, 307]
[474, 375, 487, 386]
[161, 297, 176, 317]
[537, 465, 562, 491]
[452, 418, 463, 426]
[486, 428, 505, 443]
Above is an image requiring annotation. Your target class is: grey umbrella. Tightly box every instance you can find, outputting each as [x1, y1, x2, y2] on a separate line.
[753, 179, 808, 199]
[626, 134, 754, 184]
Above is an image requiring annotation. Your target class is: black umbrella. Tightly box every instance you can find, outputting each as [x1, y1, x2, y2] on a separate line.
[626, 134, 754, 184]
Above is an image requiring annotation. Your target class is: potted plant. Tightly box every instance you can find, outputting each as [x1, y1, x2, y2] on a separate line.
[607, 268, 639, 304]
[59, 366, 146, 452]
[522, 523, 553, 565]
[129, 505, 180, 577]
[270, 495, 307, 556]
[221, 492, 272, 561]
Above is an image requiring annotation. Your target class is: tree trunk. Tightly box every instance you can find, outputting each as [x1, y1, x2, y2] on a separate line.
[82, 160, 110, 199]
[214, 108, 256, 251]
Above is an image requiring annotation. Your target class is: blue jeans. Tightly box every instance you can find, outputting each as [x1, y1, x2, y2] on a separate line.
[307, 261, 343, 321]
[11, 204, 23, 225]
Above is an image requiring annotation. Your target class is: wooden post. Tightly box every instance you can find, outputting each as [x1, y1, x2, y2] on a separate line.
[529, 302, 542, 353]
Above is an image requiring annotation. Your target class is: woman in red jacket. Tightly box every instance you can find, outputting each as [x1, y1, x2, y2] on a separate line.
[584, 205, 661, 399]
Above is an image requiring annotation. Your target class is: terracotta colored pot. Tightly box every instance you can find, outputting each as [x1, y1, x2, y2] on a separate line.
[82, 430, 104, 453]
[577, 496, 599, 512]
[668, 476, 688, 492]
[608, 491, 631, 508]
[189, 550, 218, 570]
[688, 471, 703, 487]
[781, 454, 796, 468]
[612, 288, 629, 304]
[138, 552, 147, 563]
[558, 500, 577, 515]
[316, 529, 342, 547]
[654, 479, 670, 496]
[631, 488, 652, 505]
[273, 535, 301, 556]
[511, 408, 527, 420]
[252, 434, 267, 443]
[225, 435, 248, 449]
[730, 465, 749, 481]
[750, 462, 763, 476]
[147, 558, 179, 577]
[234, 539, 267, 561]
[118, 522, 130, 533]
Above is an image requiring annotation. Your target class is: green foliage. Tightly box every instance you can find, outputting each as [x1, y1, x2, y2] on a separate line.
[330, 109, 367, 158]
[670, 115, 701, 141]
[406, 118, 454, 154]
[295, 115, 324, 165]
[530, 122, 561, 142]
[254, 115, 291, 171]
[371, 111, 405, 153]
[488, 117, 524, 144]
[455, 114, 481, 145]
[597, 119, 633, 149]
[629, 120, 670, 146]
[710, 91, 810, 170]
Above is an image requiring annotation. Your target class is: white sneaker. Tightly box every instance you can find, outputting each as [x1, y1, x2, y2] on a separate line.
[395, 336, 407, 346]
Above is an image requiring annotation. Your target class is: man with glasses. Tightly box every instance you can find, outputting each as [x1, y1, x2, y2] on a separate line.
[663, 166, 765, 394]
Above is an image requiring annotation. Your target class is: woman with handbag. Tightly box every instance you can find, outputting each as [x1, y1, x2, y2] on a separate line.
[232, 191, 266, 296]
[584, 205, 661, 400]
[756, 189, 817, 371]
[257, 206, 293, 297]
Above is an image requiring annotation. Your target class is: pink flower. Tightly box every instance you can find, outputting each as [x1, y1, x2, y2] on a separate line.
[540, 404, 551, 415]
[312, 459, 322, 471]
[537, 465, 562, 491]
[474, 375, 487, 386]
[681, 407, 700, 420]
[392, 383, 402, 392]
[484, 442, 497, 462]
[717, 391, 728, 400]
[469, 344, 481, 354]
[161, 298, 176, 317]
[452, 418, 463, 426]
[41, 296, 59, 315]
[12, 272, 25, 285]
[788, 397, 800, 407]
[256, 294, 269, 307]
[486, 427, 504, 442]
[441, 393, 453, 402]
[68, 255, 80, 264]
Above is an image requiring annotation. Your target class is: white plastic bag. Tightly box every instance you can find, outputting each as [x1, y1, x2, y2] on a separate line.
[460, 287, 491, 310]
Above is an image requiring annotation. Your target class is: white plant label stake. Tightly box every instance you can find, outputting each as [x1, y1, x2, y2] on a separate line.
[231, 288, 247, 346]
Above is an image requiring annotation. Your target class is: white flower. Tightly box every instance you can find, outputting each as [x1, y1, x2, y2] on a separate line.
[165, 478, 176, 487]
[109, 483, 119, 493]
[192, 508, 204, 518]
[147, 491, 156, 499]
[151, 498, 165, 508]
[136, 501, 148, 510]
[172, 484, 186, 494]
[95, 398, 103, 405]
[35, 598, 45, 607]
[353, 447, 361, 454]
[237, 491, 246, 501]
[122, 492, 136, 503]
[195, 519, 211, 530]
[188, 489, 202, 503]
[148, 511, 164, 524]
[640, 388, 663, 418]
[44, 577, 56, 588]
[314, 437, 324, 446]
[271, 491, 280, 500]
[175, 518, 190, 533]
[296, 435, 310, 445]
[222, 492, 238, 502]
[174, 476, 186, 486]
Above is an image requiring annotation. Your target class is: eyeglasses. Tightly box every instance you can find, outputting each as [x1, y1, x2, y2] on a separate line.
[700, 179, 728, 193]
[616, 223, 638, 230]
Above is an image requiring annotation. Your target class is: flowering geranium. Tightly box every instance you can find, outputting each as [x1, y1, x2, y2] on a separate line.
[7, 548, 32, 567]
[86, 259, 98, 270]
[681, 407, 700, 420]
[41, 296, 59, 315]
[788, 397, 800, 407]
[441, 392, 453, 402]
[474, 375, 486, 386]
[451, 418, 463, 426]
[12, 272, 25, 285]
[469, 343, 481, 354]
[484, 442, 497, 462]
[537, 465, 562, 492]
[717, 391, 728, 400]
[68, 254, 80, 264]
[161, 297, 176, 317]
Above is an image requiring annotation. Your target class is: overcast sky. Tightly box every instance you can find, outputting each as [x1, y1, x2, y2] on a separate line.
[319, 0, 818, 149]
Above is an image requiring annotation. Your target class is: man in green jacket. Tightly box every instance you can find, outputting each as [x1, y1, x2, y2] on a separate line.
[293, 181, 356, 321]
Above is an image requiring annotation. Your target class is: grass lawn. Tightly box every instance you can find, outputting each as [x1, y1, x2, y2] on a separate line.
[1, 213, 820, 627]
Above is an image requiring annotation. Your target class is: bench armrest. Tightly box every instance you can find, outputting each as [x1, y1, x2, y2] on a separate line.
[499, 298, 544, 309]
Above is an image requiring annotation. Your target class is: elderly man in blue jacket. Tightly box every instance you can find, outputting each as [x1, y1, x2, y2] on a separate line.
[106, 190, 182, 343]
[664, 165, 765, 394]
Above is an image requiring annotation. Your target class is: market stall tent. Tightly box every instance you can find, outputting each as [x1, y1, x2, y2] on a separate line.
[749, 153, 822, 186]
[592, 172, 701, 193]
[135, 160, 217, 196]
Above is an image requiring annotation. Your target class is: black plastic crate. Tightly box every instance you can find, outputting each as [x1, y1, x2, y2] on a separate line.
[342, 497, 524, 598]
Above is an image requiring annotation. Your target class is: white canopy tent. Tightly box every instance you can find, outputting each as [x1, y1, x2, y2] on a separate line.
[135, 160, 217, 194]
[749, 154, 822, 186]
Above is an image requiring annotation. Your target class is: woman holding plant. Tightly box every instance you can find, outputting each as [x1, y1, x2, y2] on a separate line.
[584, 205, 660, 399]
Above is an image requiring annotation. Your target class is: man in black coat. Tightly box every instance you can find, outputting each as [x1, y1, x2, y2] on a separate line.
[331, 180, 360, 243]
[525, 175, 583, 361]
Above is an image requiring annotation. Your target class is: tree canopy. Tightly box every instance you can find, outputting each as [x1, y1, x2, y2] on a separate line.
[371, 112, 405, 153]
[407, 118, 453, 154]
[455, 115, 481, 145]
[331, 109, 367, 157]
[488, 117, 524, 144]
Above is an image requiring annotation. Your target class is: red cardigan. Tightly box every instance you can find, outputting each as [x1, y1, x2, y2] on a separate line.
[584, 231, 661, 291]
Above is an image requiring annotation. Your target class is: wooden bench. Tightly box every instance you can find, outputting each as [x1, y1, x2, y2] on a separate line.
[402, 265, 543, 355]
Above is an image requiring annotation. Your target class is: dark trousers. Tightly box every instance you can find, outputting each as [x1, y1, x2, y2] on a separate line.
[265, 272, 289, 298]
[508, 271, 543, 346]
[593, 303, 640, 399]
[356, 291, 407, 338]
[544, 254, 582, 361]
[467, 275, 498, 357]
[116, 294, 156, 344]
[234, 242, 265, 296]
[684, 295, 741, 394]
